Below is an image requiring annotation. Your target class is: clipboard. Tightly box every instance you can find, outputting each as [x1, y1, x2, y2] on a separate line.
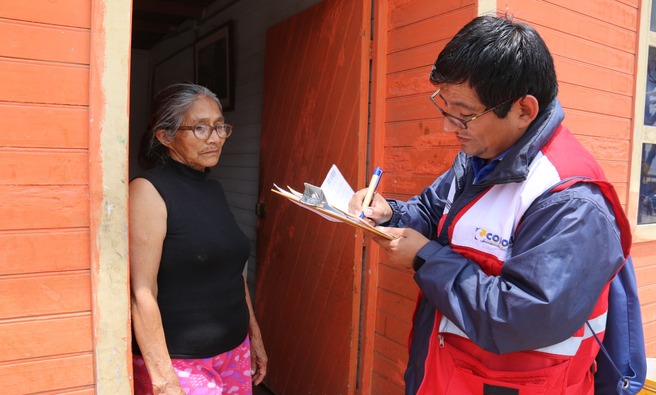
[271, 165, 395, 240]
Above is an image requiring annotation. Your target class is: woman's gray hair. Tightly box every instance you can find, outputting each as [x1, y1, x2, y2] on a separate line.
[138, 83, 222, 169]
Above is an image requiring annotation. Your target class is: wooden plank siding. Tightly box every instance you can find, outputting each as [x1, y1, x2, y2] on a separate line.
[366, 2, 478, 394]
[634, 240, 656, 355]
[0, 0, 94, 393]
[365, 0, 654, 393]
[0, 354, 95, 394]
[0, 104, 89, 149]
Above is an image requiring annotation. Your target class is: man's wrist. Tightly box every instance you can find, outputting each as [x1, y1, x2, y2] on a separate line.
[384, 199, 401, 227]
[413, 240, 443, 271]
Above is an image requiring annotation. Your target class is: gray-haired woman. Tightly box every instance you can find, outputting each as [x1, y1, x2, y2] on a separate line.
[130, 83, 267, 394]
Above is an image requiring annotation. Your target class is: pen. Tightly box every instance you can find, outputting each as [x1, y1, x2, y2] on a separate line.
[360, 166, 383, 219]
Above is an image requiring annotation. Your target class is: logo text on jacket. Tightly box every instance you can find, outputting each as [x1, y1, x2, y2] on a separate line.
[474, 228, 514, 251]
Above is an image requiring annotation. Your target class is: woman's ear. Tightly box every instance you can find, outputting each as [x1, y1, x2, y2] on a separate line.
[154, 129, 173, 148]
[516, 95, 539, 129]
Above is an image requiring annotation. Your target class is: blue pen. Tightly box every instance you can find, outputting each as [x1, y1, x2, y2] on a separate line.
[360, 166, 383, 219]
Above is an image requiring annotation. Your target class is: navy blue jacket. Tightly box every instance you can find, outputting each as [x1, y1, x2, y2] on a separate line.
[387, 100, 645, 394]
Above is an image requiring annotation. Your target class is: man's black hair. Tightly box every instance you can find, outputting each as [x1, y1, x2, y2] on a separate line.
[430, 15, 558, 117]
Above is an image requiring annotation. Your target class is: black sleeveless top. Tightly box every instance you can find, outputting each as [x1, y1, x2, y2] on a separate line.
[132, 158, 250, 358]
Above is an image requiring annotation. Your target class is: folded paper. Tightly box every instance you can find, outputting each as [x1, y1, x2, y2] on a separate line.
[272, 164, 395, 240]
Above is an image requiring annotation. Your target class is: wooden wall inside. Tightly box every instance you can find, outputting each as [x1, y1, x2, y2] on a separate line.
[0, 1, 95, 393]
[365, 0, 654, 393]
[141, 0, 324, 292]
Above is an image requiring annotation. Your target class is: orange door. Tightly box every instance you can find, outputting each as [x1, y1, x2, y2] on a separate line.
[256, 0, 370, 393]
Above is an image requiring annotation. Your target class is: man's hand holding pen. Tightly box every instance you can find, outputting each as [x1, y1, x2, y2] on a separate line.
[349, 168, 430, 270]
[349, 167, 392, 225]
[349, 187, 392, 226]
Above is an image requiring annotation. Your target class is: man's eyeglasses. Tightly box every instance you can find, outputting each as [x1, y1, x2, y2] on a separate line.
[178, 123, 233, 139]
[429, 88, 517, 129]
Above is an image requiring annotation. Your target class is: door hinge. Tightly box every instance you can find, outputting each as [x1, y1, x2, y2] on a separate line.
[255, 202, 266, 218]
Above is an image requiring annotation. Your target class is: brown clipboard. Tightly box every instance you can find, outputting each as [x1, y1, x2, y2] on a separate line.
[271, 188, 395, 240]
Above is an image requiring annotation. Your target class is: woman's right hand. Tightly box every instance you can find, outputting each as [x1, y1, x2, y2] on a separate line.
[153, 382, 186, 395]
[348, 188, 393, 226]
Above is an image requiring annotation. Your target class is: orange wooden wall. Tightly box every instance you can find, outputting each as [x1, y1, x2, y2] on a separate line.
[0, 1, 95, 393]
[366, 0, 656, 393]
[367, 2, 477, 393]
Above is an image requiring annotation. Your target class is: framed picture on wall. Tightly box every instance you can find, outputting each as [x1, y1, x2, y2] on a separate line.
[194, 20, 235, 111]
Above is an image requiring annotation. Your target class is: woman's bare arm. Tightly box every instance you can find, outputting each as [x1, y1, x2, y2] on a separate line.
[130, 178, 184, 394]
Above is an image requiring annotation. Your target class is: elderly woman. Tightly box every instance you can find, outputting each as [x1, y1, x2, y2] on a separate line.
[130, 83, 266, 394]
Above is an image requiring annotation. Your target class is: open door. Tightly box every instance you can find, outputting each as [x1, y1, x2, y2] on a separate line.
[256, 0, 370, 394]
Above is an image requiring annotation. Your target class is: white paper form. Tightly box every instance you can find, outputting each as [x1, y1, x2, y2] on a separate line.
[271, 165, 396, 240]
[320, 164, 355, 214]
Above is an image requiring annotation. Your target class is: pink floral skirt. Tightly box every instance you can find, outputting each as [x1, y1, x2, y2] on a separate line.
[133, 336, 252, 395]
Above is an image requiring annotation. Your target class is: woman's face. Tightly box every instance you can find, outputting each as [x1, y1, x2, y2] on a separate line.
[158, 95, 226, 171]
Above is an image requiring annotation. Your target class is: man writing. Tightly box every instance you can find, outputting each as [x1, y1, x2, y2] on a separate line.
[350, 15, 645, 394]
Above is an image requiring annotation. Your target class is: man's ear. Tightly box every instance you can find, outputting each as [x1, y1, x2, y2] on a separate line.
[517, 95, 539, 129]
[154, 129, 173, 148]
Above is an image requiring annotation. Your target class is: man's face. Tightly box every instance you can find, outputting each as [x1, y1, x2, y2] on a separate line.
[434, 84, 525, 160]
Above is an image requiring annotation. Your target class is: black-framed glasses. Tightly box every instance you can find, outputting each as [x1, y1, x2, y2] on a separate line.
[429, 88, 517, 129]
[178, 123, 233, 139]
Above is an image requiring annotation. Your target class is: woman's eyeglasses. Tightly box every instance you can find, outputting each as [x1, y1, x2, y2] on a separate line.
[178, 123, 233, 139]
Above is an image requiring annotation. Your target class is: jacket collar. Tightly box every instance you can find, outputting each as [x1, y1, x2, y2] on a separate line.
[459, 99, 565, 186]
